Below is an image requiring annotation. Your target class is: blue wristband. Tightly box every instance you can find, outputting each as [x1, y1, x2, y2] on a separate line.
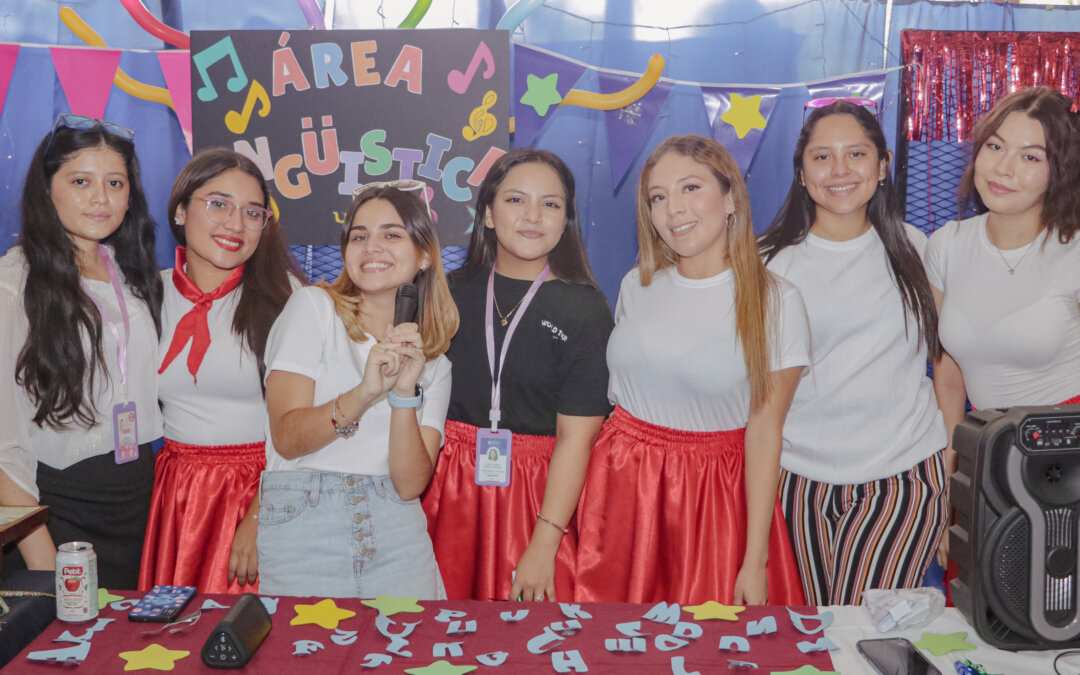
[387, 385, 424, 409]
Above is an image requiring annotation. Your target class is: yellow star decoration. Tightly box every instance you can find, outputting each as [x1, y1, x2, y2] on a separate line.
[721, 93, 767, 139]
[683, 600, 745, 621]
[290, 598, 357, 630]
[770, 667, 839, 675]
[361, 594, 425, 617]
[98, 588, 123, 608]
[118, 644, 190, 671]
[405, 660, 479, 675]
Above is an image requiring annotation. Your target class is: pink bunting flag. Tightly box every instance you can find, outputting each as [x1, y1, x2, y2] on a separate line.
[49, 47, 121, 120]
[0, 44, 20, 119]
[158, 51, 193, 154]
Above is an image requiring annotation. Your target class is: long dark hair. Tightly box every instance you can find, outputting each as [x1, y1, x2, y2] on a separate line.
[958, 86, 1080, 244]
[168, 148, 306, 386]
[759, 100, 940, 360]
[16, 124, 162, 430]
[454, 148, 598, 287]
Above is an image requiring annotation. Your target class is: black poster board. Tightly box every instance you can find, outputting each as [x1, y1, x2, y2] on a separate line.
[191, 29, 510, 246]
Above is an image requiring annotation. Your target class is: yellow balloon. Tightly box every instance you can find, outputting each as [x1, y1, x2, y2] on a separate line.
[560, 54, 666, 111]
[59, 8, 174, 109]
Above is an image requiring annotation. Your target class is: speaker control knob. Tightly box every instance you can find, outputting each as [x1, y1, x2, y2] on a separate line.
[1046, 546, 1075, 578]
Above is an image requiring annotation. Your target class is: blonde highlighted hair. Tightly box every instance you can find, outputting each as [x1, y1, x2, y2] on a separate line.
[320, 186, 458, 360]
[636, 134, 777, 410]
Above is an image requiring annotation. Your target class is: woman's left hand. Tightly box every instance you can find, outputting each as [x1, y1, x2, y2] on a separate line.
[733, 563, 768, 605]
[385, 322, 424, 396]
[228, 513, 259, 587]
[509, 542, 556, 602]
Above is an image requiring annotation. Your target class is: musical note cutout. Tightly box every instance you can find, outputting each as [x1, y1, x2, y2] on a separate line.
[225, 80, 271, 134]
[447, 41, 495, 94]
[193, 35, 249, 102]
[462, 90, 497, 141]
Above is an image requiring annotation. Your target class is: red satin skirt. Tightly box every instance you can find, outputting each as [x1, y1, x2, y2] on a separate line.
[422, 420, 572, 601]
[575, 406, 805, 606]
[138, 439, 264, 593]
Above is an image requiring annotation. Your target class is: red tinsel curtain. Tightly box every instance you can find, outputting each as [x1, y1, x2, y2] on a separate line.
[902, 30, 1080, 142]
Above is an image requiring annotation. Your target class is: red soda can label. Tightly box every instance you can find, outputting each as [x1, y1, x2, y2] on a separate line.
[55, 542, 98, 622]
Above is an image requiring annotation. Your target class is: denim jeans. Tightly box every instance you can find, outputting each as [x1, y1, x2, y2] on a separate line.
[257, 470, 445, 599]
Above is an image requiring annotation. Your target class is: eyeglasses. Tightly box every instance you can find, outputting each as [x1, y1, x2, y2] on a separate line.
[44, 113, 135, 155]
[803, 97, 879, 121]
[191, 196, 272, 231]
[352, 179, 432, 221]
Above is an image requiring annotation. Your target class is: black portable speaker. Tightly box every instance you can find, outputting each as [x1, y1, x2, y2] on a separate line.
[201, 593, 272, 668]
[950, 404, 1080, 650]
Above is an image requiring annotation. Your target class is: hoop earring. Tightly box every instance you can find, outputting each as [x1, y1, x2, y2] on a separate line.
[726, 213, 736, 229]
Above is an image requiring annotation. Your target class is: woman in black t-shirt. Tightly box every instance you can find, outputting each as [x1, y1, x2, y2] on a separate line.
[421, 148, 613, 602]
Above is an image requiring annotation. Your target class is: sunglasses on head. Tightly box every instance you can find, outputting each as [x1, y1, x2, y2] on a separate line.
[44, 113, 135, 155]
[802, 97, 879, 121]
[351, 179, 432, 222]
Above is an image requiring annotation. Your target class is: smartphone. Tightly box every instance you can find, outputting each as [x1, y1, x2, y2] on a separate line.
[128, 585, 197, 622]
[856, 637, 942, 675]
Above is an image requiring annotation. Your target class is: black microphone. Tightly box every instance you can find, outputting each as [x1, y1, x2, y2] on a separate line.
[393, 283, 419, 325]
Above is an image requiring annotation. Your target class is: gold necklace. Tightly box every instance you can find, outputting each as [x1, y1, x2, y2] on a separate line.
[493, 290, 527, 326]
[993, 240, 1034, 276]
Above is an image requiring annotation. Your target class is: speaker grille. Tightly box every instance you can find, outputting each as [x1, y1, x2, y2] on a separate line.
[992, 515, 1030, 621]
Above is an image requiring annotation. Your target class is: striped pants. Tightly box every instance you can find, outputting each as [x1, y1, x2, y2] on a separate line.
[779, 451, 948, 605]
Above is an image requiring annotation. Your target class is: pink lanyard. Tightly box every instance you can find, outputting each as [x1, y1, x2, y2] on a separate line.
[81, 244, 131, 398]
[484, 264, 549, 431]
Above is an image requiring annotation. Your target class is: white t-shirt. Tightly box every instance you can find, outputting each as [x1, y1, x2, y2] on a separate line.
[0, 245, 162, 500]
[263, 286, 452, 475]
[606, 266, 811, 432]
[925, 214, 1080, 409]
[767, 225, 946, 483]
[158, 269, 301, 446]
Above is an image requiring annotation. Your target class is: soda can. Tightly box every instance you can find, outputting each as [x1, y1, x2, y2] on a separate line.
[55, 541, 98, 622]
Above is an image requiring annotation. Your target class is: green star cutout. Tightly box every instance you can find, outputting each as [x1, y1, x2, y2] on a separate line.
[290, 598, 357, 630]
[721, 93, 767, 139]
[361, 594, 425, 617]
[519, 73, 562, 116]
[99, 588, 123, 609]
[683, 600, 745, 621]
[914, 631, 977, 656]
[404, 660, 478, 675]
[770, 667, 839, 675]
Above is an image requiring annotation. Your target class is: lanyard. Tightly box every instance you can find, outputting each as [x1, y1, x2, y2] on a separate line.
[81, 244, 131, 398]
[484, 264, 549, 431]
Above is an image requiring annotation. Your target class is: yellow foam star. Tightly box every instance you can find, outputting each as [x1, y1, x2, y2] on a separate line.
[118, 644, 190, 671]
[98, 588, 123, 608]
[405, 660, 478, 675]
[290, 598, 357, 630]
[721, 93, 767, 139]
[361, 594, 425, 617]
[683, 600, 745, 621]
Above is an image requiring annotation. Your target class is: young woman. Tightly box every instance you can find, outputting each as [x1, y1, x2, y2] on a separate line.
[574, 134, 808, 606]
[139, 148, 305, 593]
[759, 100, 949, 605]
[257, 183, 458, 598]
[422, 149, 613, 603]
[926, 87, 1080, 562]
[0, 115, 162, 589]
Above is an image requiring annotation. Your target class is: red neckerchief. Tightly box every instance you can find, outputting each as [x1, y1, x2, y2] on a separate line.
[158, 247, 244, 383]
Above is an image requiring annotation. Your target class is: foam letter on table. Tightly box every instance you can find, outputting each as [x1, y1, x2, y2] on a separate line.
[787, 607, 834, 635]
[109, 599, 138, 611]
[616, 621, 647, 637]
[528, 626, 565, 654]
[550, 619, 582, 635]
[552, 650, 588, 673]
[477, 652, 509, 666]
[292, 640, 324, 655]
[331, 629, 358, 646]
[362, 653, 393, 667]
[746, 616, 777, 636]
[446, 620, 477, 634]
[55, 618, 114, 642]
[559, 603, 592, 620]
[260, 597, 279, 615]
[604, 637, 646, 652]
[644, 601, 681, 625]
[501, 609, 529, 622]
[433, 642, 464, 658]
[673, 622, 703, 640]
[27, 641, 91, 664]
[797, 637, 840, 653]
[201, 599, 230, 610]
[376, 612, 419, 657]
[670, 656, 701, 675]
[654, 635, 689, 651]
[718, 636, 750, 652]
[435, 609, 468, 623]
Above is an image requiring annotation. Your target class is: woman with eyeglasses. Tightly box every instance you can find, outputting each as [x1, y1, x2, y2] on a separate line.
[257, 182, 458, 598]
[758, 100, 948, 605]
[0, 115, 162, 588]
[925, 87, 1080, 569]
[575, 135, 807, 606]
[422, 149, 613, 603]
[138, 148, 305, 593]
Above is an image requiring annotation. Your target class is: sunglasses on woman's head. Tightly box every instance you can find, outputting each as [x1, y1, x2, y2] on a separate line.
[802, 97, 879, 121]
[44, 113, 135, 155]
[352, 179, 432, 221]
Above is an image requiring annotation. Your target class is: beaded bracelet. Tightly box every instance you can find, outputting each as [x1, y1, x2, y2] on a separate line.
[536, 512, 569, 535]
[331, 393, 360, 438]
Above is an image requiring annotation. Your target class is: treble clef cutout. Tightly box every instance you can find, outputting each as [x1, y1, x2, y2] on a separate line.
[462, 90, 498, 141]
[193, 35, 249, 102]
[225, 80, 271, 135]
[447, 41, 495, 95]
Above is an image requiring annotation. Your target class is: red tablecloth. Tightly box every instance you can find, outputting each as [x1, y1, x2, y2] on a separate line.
[10, 592, 837, 673]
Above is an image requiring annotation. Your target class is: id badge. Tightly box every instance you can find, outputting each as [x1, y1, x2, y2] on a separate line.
[475, 428, 512, 487]
[113, 401, 139, 464]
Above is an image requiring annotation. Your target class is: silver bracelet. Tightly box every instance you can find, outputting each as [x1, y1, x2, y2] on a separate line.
[331, 393, 360, 438]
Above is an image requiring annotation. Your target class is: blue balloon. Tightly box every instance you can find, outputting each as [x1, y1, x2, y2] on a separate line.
[495, 0, 547, 32]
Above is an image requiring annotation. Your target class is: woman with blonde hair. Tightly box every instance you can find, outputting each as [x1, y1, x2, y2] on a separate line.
[575, 134, 808, 605]
[257, 182, 458, 598]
